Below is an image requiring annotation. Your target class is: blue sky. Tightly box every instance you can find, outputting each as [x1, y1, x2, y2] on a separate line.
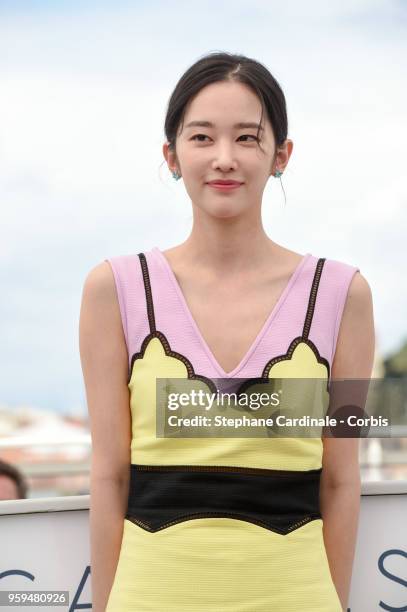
[0, 0, 406, 415]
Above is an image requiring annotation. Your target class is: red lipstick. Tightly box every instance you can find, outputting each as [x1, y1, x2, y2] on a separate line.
[207, 179, 243, 191]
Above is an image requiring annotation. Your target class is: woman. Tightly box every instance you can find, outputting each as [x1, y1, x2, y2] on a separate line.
[79, 51, 375, 612]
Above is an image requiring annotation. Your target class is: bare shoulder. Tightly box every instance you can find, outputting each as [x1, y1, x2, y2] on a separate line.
[332, 270, 375, 379]
[345, 270, 373, 309]
[82, 260, 117, 303]
[79, 261, 130, 480]
[79, 260, 127, 378]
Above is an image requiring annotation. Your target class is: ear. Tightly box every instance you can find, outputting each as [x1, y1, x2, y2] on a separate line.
[163, 142, 179, 174]
[272, 139, 294, 174]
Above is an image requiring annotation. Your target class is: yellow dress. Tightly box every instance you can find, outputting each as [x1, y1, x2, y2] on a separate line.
[104, 249, 353, 611]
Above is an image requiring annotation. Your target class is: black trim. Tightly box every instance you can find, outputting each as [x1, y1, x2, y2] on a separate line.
[127, 328, 217, 391]
[303, 258, 326, 340]
[125, 256, 329, 536]
[138, 252, 156, 333]
[130, 253, 330, 396]
[125, 463, 322, 535]
[235, 336, 330, 396]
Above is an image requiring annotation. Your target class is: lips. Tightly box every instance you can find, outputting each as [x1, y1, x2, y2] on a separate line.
[207, 181, 243, 192]
[207, 180, 243, 185]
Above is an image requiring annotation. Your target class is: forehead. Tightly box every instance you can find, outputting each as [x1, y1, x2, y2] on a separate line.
[182, 81, 271, 133]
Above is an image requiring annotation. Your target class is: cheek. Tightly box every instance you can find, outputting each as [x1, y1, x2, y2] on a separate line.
[180, 155, 206, 177]
[193, 153, 213, 170]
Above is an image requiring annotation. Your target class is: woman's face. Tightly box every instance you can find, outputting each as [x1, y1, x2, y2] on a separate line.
[164, 80, 292, 218]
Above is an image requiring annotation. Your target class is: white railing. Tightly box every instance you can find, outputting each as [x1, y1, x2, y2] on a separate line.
[0, 482, 406, 611]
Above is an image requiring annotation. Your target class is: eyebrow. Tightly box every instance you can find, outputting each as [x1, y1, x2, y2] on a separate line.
[184, 120, 264, 131]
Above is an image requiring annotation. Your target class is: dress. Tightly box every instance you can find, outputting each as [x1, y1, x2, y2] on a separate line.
[104, 246, 359, 612]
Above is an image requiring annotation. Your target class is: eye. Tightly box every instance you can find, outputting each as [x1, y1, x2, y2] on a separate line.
[238, 135, 259, 142]
[190, 134, 259, 142]
[190, 134, 210, 142]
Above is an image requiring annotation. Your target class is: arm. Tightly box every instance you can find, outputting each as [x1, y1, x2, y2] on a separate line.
[79, 261, 132, 612]
[320, 272, 375, 611]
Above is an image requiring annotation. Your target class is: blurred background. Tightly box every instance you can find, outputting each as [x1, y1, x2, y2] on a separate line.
[0, 0, 406, 498]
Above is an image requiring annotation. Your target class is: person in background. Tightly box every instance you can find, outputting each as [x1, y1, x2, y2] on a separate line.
[0, 458, 29, 500]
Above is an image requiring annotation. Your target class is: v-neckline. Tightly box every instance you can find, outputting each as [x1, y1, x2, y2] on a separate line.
[152, 246, 311, 378]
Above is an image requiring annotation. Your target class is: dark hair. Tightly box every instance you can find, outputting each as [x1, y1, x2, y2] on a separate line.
[164, 51, 288, 159]
[0, 459, 29, 499]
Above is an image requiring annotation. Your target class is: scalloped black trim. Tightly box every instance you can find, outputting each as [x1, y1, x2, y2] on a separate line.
[125, 463, 322, 535]
[235, 336, 330, 395]
[129, 253, 329, 393]
[128, 328, 217, 392]
[124, 255, 330, 536]
[125, 512, 320, 535]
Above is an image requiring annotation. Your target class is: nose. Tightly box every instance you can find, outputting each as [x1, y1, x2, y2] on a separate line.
[211, 141, 238, 172]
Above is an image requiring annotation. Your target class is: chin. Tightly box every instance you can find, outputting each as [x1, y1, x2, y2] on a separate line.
[200, 201, 246, 219]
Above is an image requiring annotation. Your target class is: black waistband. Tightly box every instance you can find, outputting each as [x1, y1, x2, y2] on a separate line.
[126, 464, 322, 535]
